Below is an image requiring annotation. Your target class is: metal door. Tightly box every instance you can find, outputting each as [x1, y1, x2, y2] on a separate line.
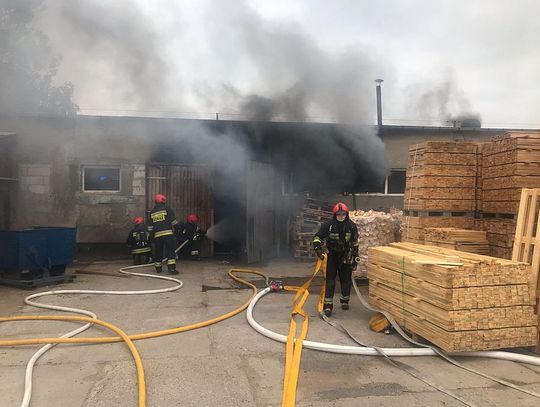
[246, 161, 276, 263]
[146, 163, 213, 256]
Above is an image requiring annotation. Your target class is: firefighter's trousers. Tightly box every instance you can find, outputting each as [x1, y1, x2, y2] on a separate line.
[153, 235, 176, 272]
[323, 252, 353, 310]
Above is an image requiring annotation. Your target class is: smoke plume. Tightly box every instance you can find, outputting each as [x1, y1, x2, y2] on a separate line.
[4, 0, 390, 194]
[407, 74, 482, 127]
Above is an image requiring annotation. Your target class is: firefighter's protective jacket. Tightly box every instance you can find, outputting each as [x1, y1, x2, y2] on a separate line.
[313, 217, 359, 256]
[126, 224, 152, 254]
[147, 203, 178, 239]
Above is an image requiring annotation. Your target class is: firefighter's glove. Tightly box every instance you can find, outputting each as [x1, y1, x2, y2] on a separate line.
[352, 254, 360, 271]
[314, 245, 325, 260]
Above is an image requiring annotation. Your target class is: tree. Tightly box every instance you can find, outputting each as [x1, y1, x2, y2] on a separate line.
[0, 0, 78, 117]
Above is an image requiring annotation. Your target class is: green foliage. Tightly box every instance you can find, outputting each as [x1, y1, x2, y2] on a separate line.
[0, 0, 78, 116]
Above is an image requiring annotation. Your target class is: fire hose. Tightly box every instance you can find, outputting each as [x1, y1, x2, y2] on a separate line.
[246, 257, 540, 407]
[0, 264, 268, 407]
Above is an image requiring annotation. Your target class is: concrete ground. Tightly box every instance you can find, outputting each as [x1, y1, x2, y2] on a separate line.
[1, 259, 540, 407]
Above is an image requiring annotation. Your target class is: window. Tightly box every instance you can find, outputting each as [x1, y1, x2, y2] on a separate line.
[387, 169, 406, 194]
[82, 166, 121, 192]
[355, 169, 406, 195]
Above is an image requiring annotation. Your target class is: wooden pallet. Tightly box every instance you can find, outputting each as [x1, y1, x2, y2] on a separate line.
[512, 188, 540, 352]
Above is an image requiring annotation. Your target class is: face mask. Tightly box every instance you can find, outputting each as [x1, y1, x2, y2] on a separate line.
[336, 213, 346, 222]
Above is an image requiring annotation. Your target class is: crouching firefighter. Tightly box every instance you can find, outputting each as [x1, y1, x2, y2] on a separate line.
[175, 214, 205, 260]
[313, 202, 359, 317]
[126, 216, 152, 265]
[148, 194, 179, 275]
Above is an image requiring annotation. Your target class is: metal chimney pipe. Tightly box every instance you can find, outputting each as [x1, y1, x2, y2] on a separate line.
[375, 79, 384, 128]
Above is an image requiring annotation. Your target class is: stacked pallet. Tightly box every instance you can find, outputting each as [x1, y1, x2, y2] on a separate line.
[404, 141, 481, 211]
[424, 228, 489, 255]
[368, 242, 538, 352]
[291, 198, 333, 259]
[482, 132, 540, 214]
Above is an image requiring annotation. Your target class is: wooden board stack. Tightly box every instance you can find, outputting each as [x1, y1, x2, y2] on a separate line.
[291, 197, 333, 259]
[477, 131, 540, 258]
[403, 141, 480, 247]
[482, 132, 540, 214]
[424, 228, 489, 255]
[403, 214, 475, 244]
[475, 217, 516, 260]
[404, 141, 481, 211]
[368, 242, 538, 352]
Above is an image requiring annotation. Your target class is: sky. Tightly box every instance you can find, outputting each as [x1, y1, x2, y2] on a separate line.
[34, 0, 540, 128]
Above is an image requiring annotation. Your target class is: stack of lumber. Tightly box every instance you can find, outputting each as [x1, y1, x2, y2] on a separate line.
[403, 214, 475, 244]
[482, 131, 540, 214]
[368, 242, 538, 352]
[349, 209, 401, 277]
[404, 141, 481, 211]
[424, 228, 489, 255]
[291, 197, 333, 259]
[475, 218, 516, 259]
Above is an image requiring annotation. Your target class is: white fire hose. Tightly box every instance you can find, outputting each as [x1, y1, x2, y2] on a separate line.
[18, 264, 183, 407]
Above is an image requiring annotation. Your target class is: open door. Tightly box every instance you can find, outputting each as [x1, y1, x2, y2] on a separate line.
[146, 163, 213, 256]
[246, 161, 276, 263]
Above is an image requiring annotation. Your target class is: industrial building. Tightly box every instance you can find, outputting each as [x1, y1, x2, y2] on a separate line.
[0, 115, 509, 262]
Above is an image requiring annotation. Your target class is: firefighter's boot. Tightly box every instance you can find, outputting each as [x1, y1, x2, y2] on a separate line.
[167, 259, 179, 275]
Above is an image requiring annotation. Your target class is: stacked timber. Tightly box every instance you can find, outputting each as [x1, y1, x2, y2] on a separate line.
[404, 141, 481, 211]
[291, 198, 333, 259]
[368, 242, 538, 352]
[424, 228, 489, 255]
[403, 141, 480, 246]
[402, 214, 475, 244]
[349, 209, 401, 277]
[482, 131, 540, 214]
[475, 217, 516, 259]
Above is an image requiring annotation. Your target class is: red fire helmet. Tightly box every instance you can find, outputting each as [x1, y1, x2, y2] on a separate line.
[332, 202, 349, 214]
[187, 214, 199, 224]
[154, 193, 167, 204]
[134, 216, 144, 225]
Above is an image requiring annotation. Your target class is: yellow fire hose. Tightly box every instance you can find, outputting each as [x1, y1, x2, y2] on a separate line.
[0, 315, 146, 406]
[0, 269, 265, 346]
[0, 268, 268, 406]
[281, 256, 326, 406]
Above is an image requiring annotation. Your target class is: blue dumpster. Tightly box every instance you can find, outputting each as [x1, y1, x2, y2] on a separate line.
[0, 227, 76, 289]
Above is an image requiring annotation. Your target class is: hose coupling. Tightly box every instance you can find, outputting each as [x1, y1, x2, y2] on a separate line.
[269, 280, 284, 292]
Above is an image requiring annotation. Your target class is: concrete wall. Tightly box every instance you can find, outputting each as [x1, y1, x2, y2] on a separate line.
[1, 117, 149, 242]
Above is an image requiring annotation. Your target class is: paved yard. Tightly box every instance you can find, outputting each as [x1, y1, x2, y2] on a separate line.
[1, 259, 540, 406]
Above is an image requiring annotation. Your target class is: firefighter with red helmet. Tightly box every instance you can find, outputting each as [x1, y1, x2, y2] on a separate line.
[313, 202, 359, 316]
[126, 216, 152, 265]
[175, 214, 205, 260]
[148, 194, 179, 274]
